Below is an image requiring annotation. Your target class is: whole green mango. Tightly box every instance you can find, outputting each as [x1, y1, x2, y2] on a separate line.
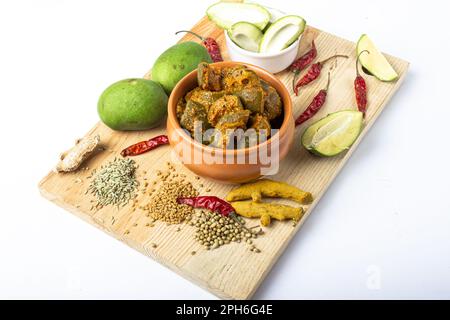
[98, 79, 168, 131]
[152, 41, 212, 94]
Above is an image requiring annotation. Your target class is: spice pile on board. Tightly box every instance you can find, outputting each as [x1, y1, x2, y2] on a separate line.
[143, 163, 199, 224]
[87, 158, 138, 208]
[133, 162, 265, 252]
[190, 210, 262, 252]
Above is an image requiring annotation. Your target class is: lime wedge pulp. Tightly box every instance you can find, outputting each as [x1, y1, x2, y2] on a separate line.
[302, 111, 363, 157]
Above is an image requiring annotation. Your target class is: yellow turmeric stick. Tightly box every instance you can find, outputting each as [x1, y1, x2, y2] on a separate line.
[231, 201, 304, 227]
[226, 179, 313, 204]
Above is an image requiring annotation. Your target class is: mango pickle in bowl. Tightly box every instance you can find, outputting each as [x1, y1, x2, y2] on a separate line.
[167, 61, 295, 183]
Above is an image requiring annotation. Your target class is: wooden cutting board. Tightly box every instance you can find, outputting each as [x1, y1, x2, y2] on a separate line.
[39, 16, 409, 299]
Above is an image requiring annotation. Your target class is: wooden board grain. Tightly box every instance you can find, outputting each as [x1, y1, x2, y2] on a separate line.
[39, 16, 409, 299]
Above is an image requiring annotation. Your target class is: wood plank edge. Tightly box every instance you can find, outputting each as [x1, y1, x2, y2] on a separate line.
[38, 20, 410, 299]
[37, 68, 411, 300]
[246, 65, 410, 299]
[36, 123, 241, 299]
[38, 181, 239, 300]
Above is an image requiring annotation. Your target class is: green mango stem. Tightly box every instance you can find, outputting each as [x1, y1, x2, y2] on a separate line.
[356, 50, 370, 77]
[175, 30, 205, 42]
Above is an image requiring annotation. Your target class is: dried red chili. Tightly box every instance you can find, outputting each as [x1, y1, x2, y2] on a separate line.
[295, 73, 331, 127]
[177, 196, 235, 217]
[120, 135, 169, 157]
[355, 50, 370, 117]
[289, 40, 317, 91]
[294, 54, 349, 96]
[290, 41, 317, 72]
[175, 30, 223, 62]
[177, 195, 250, 227]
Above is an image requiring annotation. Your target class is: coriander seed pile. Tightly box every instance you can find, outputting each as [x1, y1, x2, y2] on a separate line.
[190, 210, 262, 252]
[88, 158, 138, 208]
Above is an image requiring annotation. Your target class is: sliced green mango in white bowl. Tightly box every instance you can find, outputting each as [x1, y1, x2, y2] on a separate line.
[243, 0, 287, 23]
[224, 30, 300, 73]
[259, 15, 306, 54]
[228, 22, 263, 52]
[206, 1, 271, 30]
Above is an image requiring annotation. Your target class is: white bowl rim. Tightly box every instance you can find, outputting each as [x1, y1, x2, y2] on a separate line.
[225, 31, 301, 59]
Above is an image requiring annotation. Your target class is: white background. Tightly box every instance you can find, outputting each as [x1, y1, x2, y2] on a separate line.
[1, 0, 449, 299]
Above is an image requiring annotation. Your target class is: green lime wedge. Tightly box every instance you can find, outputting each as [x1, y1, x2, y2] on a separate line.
[302, 110, 363, 157]
[228, 22, 263, 52]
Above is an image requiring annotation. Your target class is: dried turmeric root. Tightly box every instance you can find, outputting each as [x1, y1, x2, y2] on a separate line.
[226, 179, 313, 204]
[230, 201, 304, 227]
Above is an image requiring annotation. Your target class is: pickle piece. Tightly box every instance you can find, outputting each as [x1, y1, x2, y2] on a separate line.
[234, 87, 265, 114]
[249, 114, 271, 136]
[180, 100, 210, 133]
[208, 95, 243, 126]
[186, 88, 225, 112]
[197, 62, 222, 91]
[216, 109, 251, 130]
[262, 83, 282, 120]
[222, 67, 260, 91]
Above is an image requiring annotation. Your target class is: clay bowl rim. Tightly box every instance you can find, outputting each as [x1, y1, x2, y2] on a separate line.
[167, 61, 293, 156]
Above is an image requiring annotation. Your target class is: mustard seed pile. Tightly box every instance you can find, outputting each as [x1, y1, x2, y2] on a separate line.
[144, 163, 199, 224]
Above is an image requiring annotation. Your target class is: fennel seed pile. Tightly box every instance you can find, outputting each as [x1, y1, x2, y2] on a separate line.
[88, 158, 138, 207]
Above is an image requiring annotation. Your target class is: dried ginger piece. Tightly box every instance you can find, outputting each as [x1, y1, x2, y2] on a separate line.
[55, 135, 100, 173]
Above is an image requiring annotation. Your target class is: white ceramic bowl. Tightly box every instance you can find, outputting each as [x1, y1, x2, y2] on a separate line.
[225, 31, 301, 74]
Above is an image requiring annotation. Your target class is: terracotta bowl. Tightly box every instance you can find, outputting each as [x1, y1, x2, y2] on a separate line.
[166, 61, 294, 184]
